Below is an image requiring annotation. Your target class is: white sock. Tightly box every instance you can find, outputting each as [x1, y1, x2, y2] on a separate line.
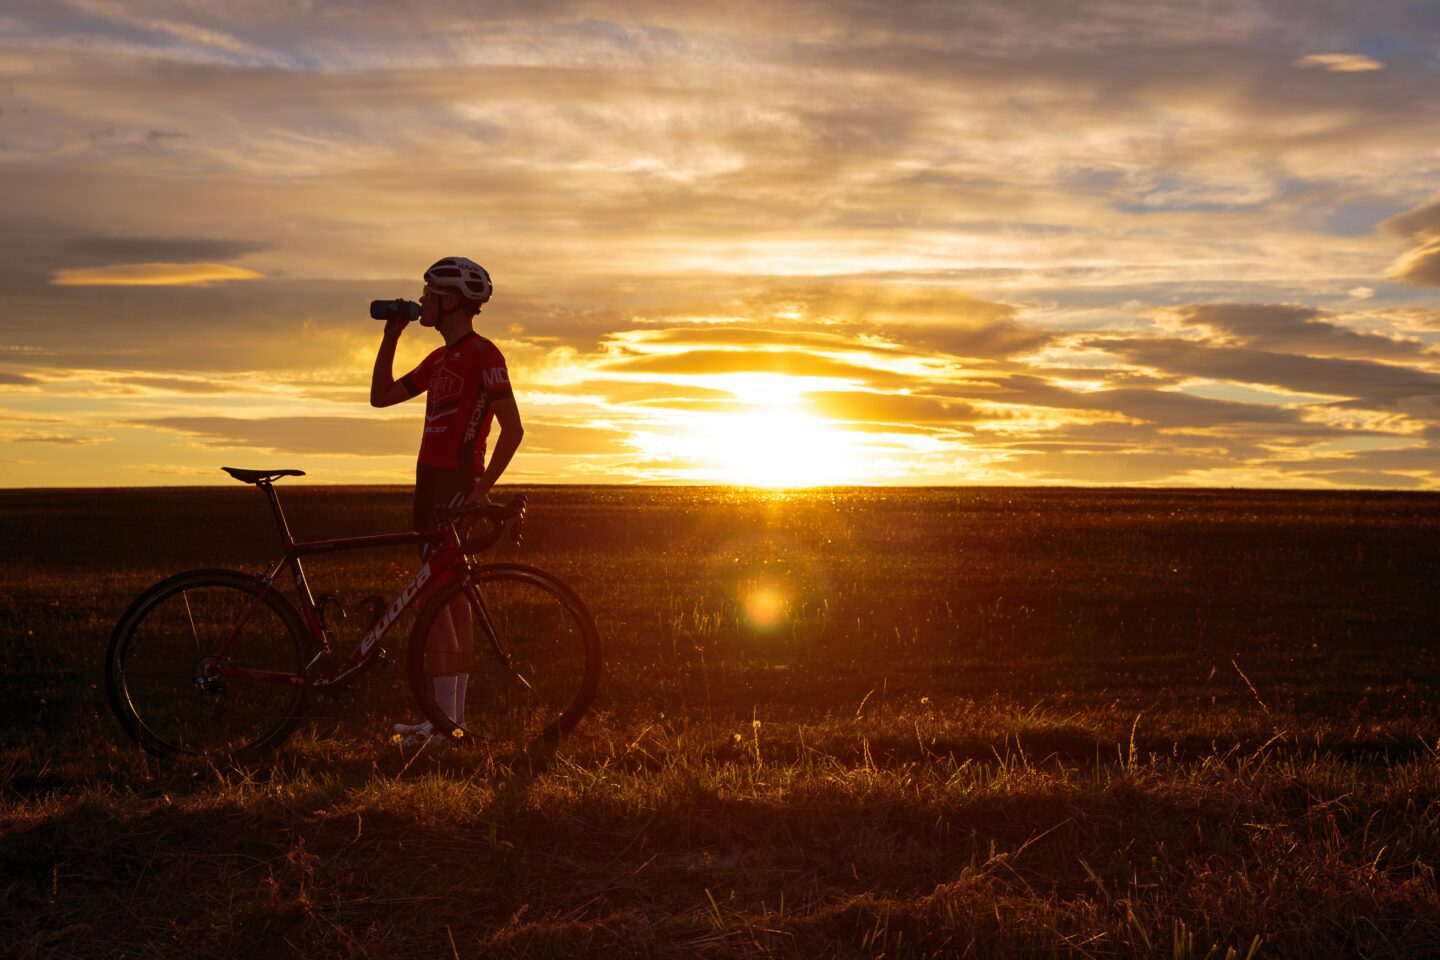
[433, 675, 458, 721]
[454, 673, 468, 723]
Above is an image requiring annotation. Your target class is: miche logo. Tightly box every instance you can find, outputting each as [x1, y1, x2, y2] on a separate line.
[359, 562, 432, 654]
[483, 367, 509, 388]
[462, 396, 487, 444]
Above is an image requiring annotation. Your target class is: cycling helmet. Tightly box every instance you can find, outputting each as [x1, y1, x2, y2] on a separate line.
[424, 256, 493, 303]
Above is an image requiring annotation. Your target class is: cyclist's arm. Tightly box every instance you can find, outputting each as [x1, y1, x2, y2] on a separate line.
[474, 397, 524, 498]
[370, 319, 415, 407]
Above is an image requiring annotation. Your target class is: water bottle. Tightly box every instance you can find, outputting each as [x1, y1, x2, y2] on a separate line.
[370, 299, 420, 322]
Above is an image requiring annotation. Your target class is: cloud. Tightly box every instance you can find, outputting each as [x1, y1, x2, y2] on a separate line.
[1382, 197, 1440, 287]
[51, 262, 265, 286]
[613, 286, 1049, 361]
[1298, 470, 1424, 488]
[1383, 198, 1440, 239]
[8, 434, 111, 445]
[558, 380, 739, 406]
[611, 327, 876, 353]
[113, 375, 236, 394]
[600, 348, 899, 384]
[67, 235, 272, 265]
[1294, 54, 1384, 73]
[1088, 337, 1440, 407]
[519, 420, 636, 455]
[1275, 444, 1440, 474]
[0, 372, 39, 386]
[1172, 303, 1429, 359]
[140, 412, 623, 460]
[893, 322, 1052, 361]
[1080, 387, 1305, 428]
[0, 279, 381, 373]
[1387, 241, 1440, 287]
[42, 0, 295, 66]
[808, 390, 977, 426]
[1005, 449, 1231, 484]
[0, 413, 67, 424]
[931, 373, 1309, 430]
[140, 416, 418, 457]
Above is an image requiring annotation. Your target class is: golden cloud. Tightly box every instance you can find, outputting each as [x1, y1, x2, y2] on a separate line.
[601, 348, 885, 381]
[807, 390, 975, 425]
[51, 263, 264, 287]
[1294, 53, 1385, 73]
[1386, 240, 1440, 287]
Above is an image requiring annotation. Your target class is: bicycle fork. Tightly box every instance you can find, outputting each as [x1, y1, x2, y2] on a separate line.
[465, 578, 534, 692]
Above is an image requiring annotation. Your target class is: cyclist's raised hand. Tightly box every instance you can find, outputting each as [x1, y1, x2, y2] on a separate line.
[383, 313, 411, 338]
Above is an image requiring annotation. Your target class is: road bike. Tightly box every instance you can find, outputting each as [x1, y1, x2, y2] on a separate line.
[105, 467, 601, 759]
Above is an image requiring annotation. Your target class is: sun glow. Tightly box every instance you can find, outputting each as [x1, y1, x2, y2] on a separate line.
[698, 409, 861, 487]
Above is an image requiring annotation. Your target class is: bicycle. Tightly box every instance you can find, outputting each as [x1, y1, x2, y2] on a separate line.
[105, 467, 601, 759]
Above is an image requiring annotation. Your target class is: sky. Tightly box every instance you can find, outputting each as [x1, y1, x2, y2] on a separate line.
[2, 0, 1440, 488]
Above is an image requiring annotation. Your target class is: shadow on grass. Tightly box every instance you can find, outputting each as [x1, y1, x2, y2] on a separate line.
[5, 747, 1438, 958]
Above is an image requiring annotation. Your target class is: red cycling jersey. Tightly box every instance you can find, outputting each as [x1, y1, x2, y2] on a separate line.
[399, 332, 512, 470]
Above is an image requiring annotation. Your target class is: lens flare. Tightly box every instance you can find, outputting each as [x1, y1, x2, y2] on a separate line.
[744, 585, 787, 630]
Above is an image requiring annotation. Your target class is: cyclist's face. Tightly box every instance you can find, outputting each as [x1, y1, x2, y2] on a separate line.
[418, 285, 445, 326]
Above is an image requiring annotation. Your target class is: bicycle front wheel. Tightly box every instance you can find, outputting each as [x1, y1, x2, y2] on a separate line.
[407, 563, 601, 750]
[106, 569, 311, 758]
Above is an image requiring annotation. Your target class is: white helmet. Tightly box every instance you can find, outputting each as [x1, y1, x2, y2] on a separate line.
[424, 256, 493, 303]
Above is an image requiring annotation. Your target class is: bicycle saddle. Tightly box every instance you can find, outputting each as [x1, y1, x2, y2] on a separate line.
[221, 466, 307, 484]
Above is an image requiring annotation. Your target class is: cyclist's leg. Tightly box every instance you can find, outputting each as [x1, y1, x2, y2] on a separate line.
[447, 592, 473, 718]
[397, 465, 452, 739]
[425, 597, 473, 722]
[407, 565, 602, 747]
[405, 466, 476, 735]
[441, 471, 478, 721]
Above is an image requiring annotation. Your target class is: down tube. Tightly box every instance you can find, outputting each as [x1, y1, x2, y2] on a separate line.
[353, 558, 459, 662]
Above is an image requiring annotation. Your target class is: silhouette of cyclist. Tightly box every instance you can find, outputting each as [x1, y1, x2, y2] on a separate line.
[369, 256, 523, 746]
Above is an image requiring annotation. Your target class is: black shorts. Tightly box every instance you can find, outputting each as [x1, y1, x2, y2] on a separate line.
[413, 464, 476, 555]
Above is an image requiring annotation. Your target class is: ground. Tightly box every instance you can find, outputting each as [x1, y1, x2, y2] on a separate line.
[2, 486, 1438, 958]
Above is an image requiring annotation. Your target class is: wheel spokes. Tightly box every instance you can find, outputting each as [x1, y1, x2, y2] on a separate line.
[117, 580, 304, 756]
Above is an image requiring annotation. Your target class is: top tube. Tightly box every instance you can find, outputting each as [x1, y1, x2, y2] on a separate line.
[243, 472, 521, 557]
[287, 529, 444, 558]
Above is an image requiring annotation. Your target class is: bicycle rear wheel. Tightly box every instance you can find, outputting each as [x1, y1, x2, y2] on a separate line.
[106, 569, 310, 758]
[407, 563, 601, 750]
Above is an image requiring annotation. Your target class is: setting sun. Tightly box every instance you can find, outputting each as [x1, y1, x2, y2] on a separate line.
[698, 409, 861, 487]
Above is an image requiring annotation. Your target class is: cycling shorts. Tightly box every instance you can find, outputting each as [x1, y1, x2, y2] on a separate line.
[413, 463, 476, 557]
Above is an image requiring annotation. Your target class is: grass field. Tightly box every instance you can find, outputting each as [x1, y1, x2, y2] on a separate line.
[2, 485, 1439, 958]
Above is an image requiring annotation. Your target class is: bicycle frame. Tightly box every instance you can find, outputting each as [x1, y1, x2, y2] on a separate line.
[210, 481, 474, 693]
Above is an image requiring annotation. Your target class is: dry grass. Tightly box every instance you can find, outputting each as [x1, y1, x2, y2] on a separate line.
[2, 486, 1439, 958]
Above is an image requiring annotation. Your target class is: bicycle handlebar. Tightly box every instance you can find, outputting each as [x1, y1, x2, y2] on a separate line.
[434, 494, 527, 552]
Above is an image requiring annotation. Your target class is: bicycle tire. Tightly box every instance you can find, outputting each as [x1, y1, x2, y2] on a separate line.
[106, 568, 311, 758]
[406, 563, 601, 750]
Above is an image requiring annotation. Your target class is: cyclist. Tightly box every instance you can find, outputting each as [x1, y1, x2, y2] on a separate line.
[369, 256, 524, 747]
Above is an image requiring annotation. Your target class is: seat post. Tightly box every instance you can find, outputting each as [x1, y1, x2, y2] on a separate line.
[259, 481, 296, 547]
[257, 479, 322, 619]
